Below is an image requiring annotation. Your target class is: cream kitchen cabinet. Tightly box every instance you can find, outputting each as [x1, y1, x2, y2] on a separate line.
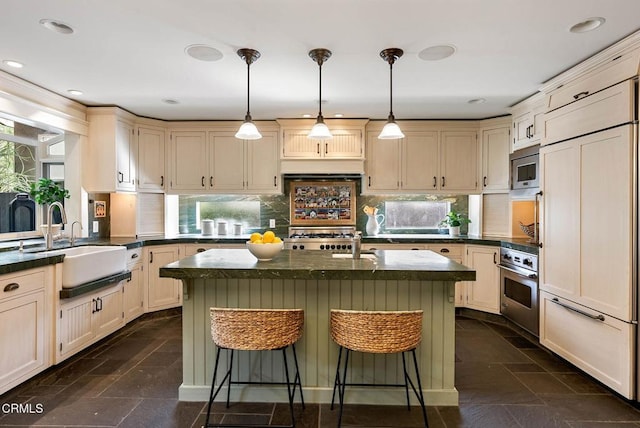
[540, 125, 634, 321]
[124, 247, 144, 323]
[279, 119, 365, 159]
[57, 282, 124, 363]
[481, 125, 510, 193]
[462, 245, 500, 314]
[510, 94, 545, 152]
[365, 128, 478, 194]
[169, 129, 279, 193]
[137, 125, 166, 192]
[426, 244, 465, 306]
[146, 245, 182, 311]
[86, 107, 137, 192]
[0, 267, 52, 395]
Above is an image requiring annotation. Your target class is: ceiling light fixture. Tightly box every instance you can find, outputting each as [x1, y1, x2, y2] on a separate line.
[308, 48, 333, 140]
[162, 98, 179, 105]
[235, 48, 262, 140]
[185, 44, 223, 62]
[418, 45, 456, 61]
[39, 19, 74, 34]
[378, 48, 405, 140]
[570, 17, 606, 33]
[67, 89, 83, 96]
[3, 60, 24, 69]
[468, 98, 486, 104]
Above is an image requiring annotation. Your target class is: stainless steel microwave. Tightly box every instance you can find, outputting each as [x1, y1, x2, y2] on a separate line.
[510, 145, 539, 198]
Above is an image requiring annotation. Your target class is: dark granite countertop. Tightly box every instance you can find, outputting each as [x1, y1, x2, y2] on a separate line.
[0, 233, 537, 275]
[159, 248, 477, 281]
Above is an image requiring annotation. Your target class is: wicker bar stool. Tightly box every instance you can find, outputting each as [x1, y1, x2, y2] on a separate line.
[329, 309, 428, 427]
[204, 308, 305, 428]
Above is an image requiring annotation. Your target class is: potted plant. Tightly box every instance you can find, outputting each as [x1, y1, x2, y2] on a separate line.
[439, 210, 471, 237]
[29, 178, 70, 235]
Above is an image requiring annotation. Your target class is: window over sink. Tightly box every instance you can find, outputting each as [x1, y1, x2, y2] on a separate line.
[384, 200, 451, 231]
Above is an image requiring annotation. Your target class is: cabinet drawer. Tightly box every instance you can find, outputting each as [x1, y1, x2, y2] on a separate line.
[545, 51, 640, 112]
[0, 269, 46, 301]
[426, 244, 464, 259]
[126, 248, 143, 267]
[539, 291, 633, 398]
[543, 79, 634, 146]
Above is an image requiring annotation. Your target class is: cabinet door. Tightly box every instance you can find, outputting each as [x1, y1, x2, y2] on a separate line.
[169, 131, 208, 191]
[124, 263, 144, 323]
[482, 127, 510, 192]
[512, 110, 533, 149]
[579, 126, 633, 320]
[282, 129, 321, 158]
[147, 246, 182, 311]
[116, 120, 136, 191]
[211, 132, 244, 191]
[323, 130, 363, 158]
[464, 245, 500, 313]
[402, 131, 439, 191]
[58, 294, 95, 359]
[94, 284, 124, 340]
[440, 131, 478, 192]
[137, 126, 166, 191]
[247, 131, 280, 192]
[539, 140, 579, 299]
[365, 131, 401, 191]
[0, 291, 46, 394]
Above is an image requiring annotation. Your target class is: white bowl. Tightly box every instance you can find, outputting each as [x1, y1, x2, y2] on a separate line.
[40, 224, 62, 240]
[246, 241, 284, 261]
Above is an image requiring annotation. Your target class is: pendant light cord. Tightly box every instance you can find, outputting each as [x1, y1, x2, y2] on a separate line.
[317, 61, 323, 119]
[245, 60, 251, 121]
[388, 61, 394, 119]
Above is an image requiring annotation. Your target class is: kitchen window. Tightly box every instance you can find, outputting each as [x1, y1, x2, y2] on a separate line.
[384, 200, 451, 231]
[178, 196, 261, 234]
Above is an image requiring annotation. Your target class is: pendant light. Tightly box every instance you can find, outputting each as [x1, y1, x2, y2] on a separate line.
[308, 48, 333, 140]
[235, 48, 262, 140]
[378, 48, 405, 139]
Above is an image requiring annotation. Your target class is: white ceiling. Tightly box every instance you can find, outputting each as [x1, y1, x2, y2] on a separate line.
[2, 0, 639, 121]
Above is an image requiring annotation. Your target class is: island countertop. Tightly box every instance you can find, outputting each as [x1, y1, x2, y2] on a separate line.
[159, 248, 476, 282]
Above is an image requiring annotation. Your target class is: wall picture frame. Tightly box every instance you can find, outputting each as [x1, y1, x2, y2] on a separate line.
[290, 181, 356, 225]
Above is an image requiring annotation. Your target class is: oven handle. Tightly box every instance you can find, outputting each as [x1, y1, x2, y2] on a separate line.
[497, 264, 538, 279]
[550, 297, 605, 322]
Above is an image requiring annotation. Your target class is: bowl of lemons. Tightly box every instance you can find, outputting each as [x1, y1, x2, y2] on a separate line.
[246, 230, 284, 261]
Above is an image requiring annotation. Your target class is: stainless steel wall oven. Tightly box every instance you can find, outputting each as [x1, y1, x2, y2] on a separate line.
[499, 247, 539, 336]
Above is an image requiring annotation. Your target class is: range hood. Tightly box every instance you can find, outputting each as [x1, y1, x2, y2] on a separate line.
[280, 159, 365, 175]
[283, 173, 363, 181]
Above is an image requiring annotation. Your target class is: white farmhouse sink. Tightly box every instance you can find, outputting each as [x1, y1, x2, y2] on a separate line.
[47, 246, 127, 288]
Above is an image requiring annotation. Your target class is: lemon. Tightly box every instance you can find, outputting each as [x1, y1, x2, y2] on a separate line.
[263, 230, 276, 243]
[250, 232, 262, 243]
[253, 239, 264, 244]
[272, 236, 282, 244]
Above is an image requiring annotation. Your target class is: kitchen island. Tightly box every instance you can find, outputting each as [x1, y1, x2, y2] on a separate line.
[160, 248, 475, 406]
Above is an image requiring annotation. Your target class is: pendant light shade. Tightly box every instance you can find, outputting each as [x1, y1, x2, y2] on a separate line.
[378, 48, 405, 140]
[308, 48, 333, 140]
[235, 48, 262, 140]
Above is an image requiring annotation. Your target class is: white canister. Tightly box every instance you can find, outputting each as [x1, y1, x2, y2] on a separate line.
[233, 223, 242, 235]
[217, 221, 228, 235]
[201, 220, 214, 236]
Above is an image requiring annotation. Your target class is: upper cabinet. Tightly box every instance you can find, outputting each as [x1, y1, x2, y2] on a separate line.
[481, 119, 511, 193]
[168, 124, 280, 194]
[510, 93, 545, 152]
[137, 125, 166, 192]
[86, 107, 138, 192]
[364, 122, 478, 194]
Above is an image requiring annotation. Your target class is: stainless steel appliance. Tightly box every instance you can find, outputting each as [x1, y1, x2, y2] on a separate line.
[499, 247, 539, 336]
[284, 226, 356, 251]
[510, 145, 540, 198]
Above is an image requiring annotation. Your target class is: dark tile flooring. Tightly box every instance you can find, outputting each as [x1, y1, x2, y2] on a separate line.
[2, 309, 640, 427]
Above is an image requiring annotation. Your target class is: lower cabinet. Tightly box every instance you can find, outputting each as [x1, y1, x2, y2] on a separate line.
[540, 291, 633, 398]
[124, 248, 144, 323]
[146, 245, 182, 311]
[57, 282, 124, 363]
[463, 245, 500, 313]
[425, 244, 465, 306]
[0, 267, 51, 395]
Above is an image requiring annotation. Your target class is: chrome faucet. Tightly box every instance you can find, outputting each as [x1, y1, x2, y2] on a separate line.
[46, 201, 68, 250]
[70, 221, 82, 246]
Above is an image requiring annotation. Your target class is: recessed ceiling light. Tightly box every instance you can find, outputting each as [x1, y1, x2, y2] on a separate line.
[418, 45, 456, 61]
[302, 114, 312, 118]
[185, 45, 223, 62]
[468, 98, 486, 104]
[3, 60, 24, 68]
[162, 99, 180, 105]
[67, 89, 83, 96]
[570, 17, 605, 33]
[334, 113, 343, 118]
[39, 19, 74, 34]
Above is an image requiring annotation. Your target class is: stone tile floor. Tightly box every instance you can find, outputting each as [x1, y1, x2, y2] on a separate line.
[2, 309, 640, 427]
